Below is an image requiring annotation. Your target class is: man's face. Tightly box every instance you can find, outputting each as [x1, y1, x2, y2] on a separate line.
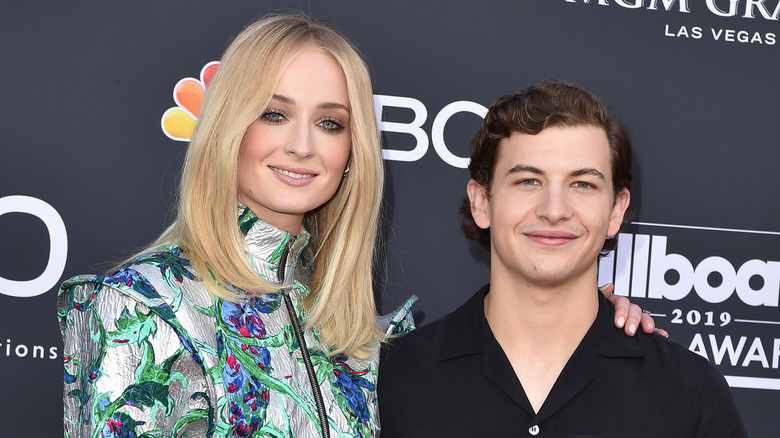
[467, 125, 629, 289]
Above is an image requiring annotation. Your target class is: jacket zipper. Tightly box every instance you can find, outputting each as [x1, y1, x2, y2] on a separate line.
[278, 237, 330, 438]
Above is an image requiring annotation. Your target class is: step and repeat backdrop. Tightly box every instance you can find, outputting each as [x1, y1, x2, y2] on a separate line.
[1, 1, 778, 436]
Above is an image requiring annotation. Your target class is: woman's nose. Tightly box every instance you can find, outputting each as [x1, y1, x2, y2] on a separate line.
[284, 123, 315, 158]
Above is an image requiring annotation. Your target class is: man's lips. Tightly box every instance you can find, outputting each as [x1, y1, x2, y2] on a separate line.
[525, 230, 578, 246]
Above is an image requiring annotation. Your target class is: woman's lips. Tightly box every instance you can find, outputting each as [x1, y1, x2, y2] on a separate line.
[269, 165, 317, 186]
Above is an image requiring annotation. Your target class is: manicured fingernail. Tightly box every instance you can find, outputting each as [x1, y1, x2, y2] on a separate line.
[628, 324, 637, 335]
[617, 317, 625, 328]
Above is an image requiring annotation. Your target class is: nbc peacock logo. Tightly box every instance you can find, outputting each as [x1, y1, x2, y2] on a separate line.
[161, 61, 220, 141]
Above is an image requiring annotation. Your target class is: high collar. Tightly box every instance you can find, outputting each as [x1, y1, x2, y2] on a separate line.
[237, 205, 311, 285]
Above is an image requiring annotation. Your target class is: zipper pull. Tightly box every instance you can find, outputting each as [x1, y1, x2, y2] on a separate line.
[277, 236, 296, 285]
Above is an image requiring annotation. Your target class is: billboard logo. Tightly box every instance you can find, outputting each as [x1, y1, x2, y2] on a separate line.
[600, 231, 779, 307]
[598, 221, 780, 390]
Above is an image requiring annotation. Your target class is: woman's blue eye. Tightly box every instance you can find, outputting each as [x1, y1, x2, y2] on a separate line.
[320, 119, 344, 132]
[262, 111, 285, 123]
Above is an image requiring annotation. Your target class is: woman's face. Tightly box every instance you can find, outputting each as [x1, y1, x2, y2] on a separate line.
[237, 48, 351, 234]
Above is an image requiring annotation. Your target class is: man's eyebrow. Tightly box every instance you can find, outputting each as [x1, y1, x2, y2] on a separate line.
[271, 94, 350, 112]
[570, 168, 607, 181]
[506, 164, 543, 177]
[505, 165, 608, 182]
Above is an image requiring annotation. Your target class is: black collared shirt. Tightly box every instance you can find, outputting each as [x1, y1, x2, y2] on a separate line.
[378, 285, 746, 437]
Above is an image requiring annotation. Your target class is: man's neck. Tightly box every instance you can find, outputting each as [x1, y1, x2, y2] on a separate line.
[484, 270, 599, 340]
[484, 270, 599, 413]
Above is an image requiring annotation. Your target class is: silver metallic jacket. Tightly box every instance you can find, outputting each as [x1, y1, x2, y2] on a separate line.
[59, 206, 415, 437]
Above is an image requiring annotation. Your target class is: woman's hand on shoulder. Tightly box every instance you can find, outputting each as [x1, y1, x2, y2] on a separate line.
[600, 283, 669, 337]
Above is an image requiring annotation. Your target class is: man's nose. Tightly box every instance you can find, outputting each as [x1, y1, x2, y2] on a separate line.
[536, 186, 573, 223]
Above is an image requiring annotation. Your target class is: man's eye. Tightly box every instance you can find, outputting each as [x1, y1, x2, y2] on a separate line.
[574, 181, 593, 189]
[518, 179, 537, 186]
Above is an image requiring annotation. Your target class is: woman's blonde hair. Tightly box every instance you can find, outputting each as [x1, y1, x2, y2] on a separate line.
[149, 14, 384, 357]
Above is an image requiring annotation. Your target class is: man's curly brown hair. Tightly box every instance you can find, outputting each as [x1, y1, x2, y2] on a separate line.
[460, 80, 633, 254]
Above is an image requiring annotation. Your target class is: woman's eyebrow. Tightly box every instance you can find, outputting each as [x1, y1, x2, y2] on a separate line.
[271, 94, 349, 112]
[271, 94, 293, 104]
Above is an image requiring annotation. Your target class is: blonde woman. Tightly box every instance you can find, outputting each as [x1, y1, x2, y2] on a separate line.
[58, 14, 656, 438]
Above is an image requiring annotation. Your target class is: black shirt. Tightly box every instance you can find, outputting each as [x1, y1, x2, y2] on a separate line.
[378, 285, 746, 437]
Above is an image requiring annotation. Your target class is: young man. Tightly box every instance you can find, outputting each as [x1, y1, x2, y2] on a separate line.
[378, 81, 746, 437]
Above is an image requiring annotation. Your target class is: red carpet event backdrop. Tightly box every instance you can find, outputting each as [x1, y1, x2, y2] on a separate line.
[1, 1, 777, 435]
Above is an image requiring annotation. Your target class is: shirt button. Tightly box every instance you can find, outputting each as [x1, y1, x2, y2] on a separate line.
[529, 425, 540, 435]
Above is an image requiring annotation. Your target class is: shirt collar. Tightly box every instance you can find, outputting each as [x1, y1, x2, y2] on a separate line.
[438, 284, 492, 361]
[590, 292, 646, 359]
[438, 285, 645, 361]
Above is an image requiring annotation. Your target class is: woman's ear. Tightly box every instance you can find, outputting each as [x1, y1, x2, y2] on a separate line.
[467, 179, 491, 230]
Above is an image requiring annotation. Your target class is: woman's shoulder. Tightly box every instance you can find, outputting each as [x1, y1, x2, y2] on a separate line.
[377, 295, 418, 337]
[58, 243, 211, 319]
[58, 244, 217, 363]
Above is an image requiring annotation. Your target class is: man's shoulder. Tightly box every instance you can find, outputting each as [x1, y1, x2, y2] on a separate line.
[383, 305, 454, 360]
[383, 285, 488, 359]
[634, 330, 727, 383]
[378, 287, 494, 436]
[596, 297, 726, 384]
[609, 331, 747, 436]
[595, 295, 715, 374]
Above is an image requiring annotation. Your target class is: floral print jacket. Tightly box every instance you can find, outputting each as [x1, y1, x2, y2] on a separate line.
[58, 206, 415, 438]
